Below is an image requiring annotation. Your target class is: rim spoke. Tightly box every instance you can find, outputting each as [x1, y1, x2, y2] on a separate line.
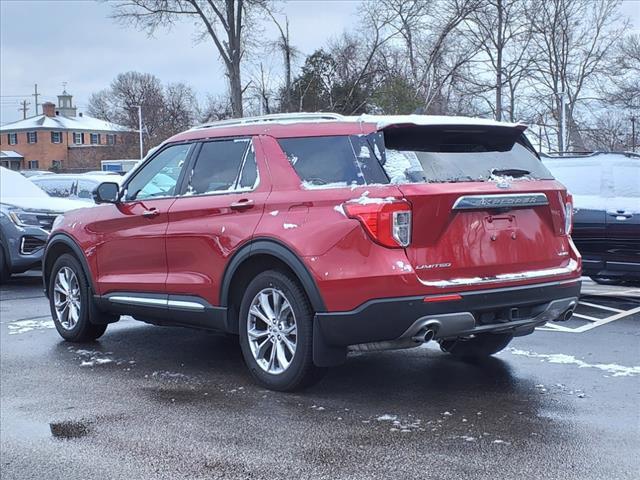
[256, 338, 271, 359]
[250, 305, 271, 325]
[282, 324, 296, 335]
[267, 343, 277, 370]
[57, 271, 69, 293]
[248, 328, 269, 340]
[282, 336, 296, 355]
[275, 341, 289, 370]
[259, 292, 276, 321]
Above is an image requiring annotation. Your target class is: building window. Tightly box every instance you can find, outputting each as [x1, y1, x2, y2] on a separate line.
[90, 133, 101, 145]
[8, 133, 18, 145]
[28, 160, 39, 169]
[52, 160, 62, 169]
[106, 134, 116, 145]
[27, 132, 38, 144]
[73, 132, 84, 145]
[51, 131, 62, 144]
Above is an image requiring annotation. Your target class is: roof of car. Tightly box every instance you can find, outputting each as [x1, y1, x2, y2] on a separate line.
[31, 173, 123, 183]
[167, 113, 525, 144]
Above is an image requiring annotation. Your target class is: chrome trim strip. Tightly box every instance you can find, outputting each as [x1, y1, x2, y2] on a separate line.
[108, 296, 167, 307]
[452, 193, 548, 210]
[167, 300, 206, 311]
[418, 259, 579, 288]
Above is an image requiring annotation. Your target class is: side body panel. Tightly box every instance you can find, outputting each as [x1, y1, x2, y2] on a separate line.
[165, 138, 272, 306]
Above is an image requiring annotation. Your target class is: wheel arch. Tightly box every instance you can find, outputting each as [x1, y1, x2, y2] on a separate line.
[221, 238, 326, 334]
[43, 233, 95, 298]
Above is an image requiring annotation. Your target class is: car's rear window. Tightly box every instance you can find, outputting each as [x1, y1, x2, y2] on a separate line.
[381, 126, 553, 183]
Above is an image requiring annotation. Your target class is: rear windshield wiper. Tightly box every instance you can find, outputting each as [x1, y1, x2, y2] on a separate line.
[491, 168, 531, 178]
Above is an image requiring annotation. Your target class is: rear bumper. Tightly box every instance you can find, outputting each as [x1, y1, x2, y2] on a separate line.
[582, 257, 640, 280]
[313, 279, 580, 365]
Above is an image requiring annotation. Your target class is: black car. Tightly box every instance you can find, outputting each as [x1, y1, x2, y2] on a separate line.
[543, 152, 640, 284]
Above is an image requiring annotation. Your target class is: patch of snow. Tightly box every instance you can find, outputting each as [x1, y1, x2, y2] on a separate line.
[300, 181, 353, 190]
[334, 204, 346, 217]
[376, 414, 398, 421]
[460, 435, 476, 442]
[492, 439, 509, 445]
[283, 223, 298, 229]
[509, 348, 640, 377]
[348, 190, 396, 205]
[356, 113, 522, 130]
[7, 318, 55, 335]
[357, 146, 370, 158]
[395, 261, 413, 273]
[269, 210, 279, 216]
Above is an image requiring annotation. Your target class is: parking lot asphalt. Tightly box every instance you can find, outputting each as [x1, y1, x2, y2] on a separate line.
[1, 274, 639, 480]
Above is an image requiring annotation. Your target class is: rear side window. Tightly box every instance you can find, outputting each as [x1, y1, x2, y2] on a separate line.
[278, 136, 388, 188]
[611, 160, 639, 198]
[186, 139, 255, 195]
[542, 158, 603, 196]
[34, 178, 75, 198]
[381, 126, 553, 183]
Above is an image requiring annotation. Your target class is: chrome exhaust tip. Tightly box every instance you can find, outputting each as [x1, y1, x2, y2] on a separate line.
[563, 308, 574, 321]
[412, 328, 435, 344]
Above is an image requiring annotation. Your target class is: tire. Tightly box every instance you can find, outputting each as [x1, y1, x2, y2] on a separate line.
[590, 276, 624, 286]
[48, 253, 110, 342]
[439, 332, 514, 359]
[238, 270, 326, 391]
[0, 245, 10, 284]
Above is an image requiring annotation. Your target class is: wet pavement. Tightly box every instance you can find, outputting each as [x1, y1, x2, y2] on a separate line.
[1, 274, 639, 479]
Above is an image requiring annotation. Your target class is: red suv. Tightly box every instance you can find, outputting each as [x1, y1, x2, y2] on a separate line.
[43, 113, 581, 391]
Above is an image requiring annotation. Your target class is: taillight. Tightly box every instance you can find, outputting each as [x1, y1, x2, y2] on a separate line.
[564, 193, 573, 236]
[343, 200, 411, 248]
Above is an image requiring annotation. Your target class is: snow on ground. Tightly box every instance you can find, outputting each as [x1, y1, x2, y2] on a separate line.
[7, 318, 55, 335]
[508, 348, 640, 377]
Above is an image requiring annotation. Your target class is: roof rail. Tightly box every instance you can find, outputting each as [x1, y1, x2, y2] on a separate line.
[190, 112, 345, 131]
[542, 151, 640, 158]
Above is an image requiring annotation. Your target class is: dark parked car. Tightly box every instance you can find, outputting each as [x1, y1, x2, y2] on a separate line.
[543, 152, 640, 284]
[0, 167, 87, 282]
[43, 113, 581, 391]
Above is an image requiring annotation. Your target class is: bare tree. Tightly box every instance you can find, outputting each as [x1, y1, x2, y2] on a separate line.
[110, 0, 268, 117]
[464, 0, 534, 121]
[265, 11, 298, 112]
[528, 0, 626, 151]
[88, 72, 199, 152]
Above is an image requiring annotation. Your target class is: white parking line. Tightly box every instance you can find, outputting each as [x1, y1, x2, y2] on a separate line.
[539, 305, 640, 333]
[572, 312, 600, 322]
[577, 301, 624, 313]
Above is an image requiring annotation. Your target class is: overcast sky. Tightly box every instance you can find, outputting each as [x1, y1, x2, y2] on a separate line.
[1, 0, 638, 125]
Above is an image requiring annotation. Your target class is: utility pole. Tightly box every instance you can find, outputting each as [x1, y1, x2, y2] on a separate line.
[137, 105, 144, 160]
[631, 115, 636, 153]
[556, 92, 566, 155]
[32, 84, 40, 115]
[18, 100, 30, 119]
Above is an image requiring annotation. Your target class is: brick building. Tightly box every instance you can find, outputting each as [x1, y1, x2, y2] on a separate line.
[0, 90, 137, 172]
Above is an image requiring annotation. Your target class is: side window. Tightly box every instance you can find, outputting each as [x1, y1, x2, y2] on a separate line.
[278, 135, 389, 187]
[186, 139, 249, 195]
[125, 143, 191, 201]
[77, 180, 99, 201]
[238, 145, 258, 190]
[36, 178, 74, 198]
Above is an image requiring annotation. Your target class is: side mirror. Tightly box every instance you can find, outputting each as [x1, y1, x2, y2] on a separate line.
[93, 182, 121, 204]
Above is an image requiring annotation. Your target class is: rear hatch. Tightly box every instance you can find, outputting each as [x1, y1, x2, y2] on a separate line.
[374, 123, 574, 287]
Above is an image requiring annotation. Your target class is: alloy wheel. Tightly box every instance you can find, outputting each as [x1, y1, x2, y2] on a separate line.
[53, 267, 81, 330]
[246, 288, 297, 375]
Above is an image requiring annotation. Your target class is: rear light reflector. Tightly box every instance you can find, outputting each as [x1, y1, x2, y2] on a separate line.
[423, 294, 462, 303]
[564, 193, 573, 236]
[343, 199, 412, 248]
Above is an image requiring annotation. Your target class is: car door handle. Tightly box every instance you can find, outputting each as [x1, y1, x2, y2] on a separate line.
[230, 199, 254, 211]
[607, 211, 633, 219]
[142, 208, 160, 218]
